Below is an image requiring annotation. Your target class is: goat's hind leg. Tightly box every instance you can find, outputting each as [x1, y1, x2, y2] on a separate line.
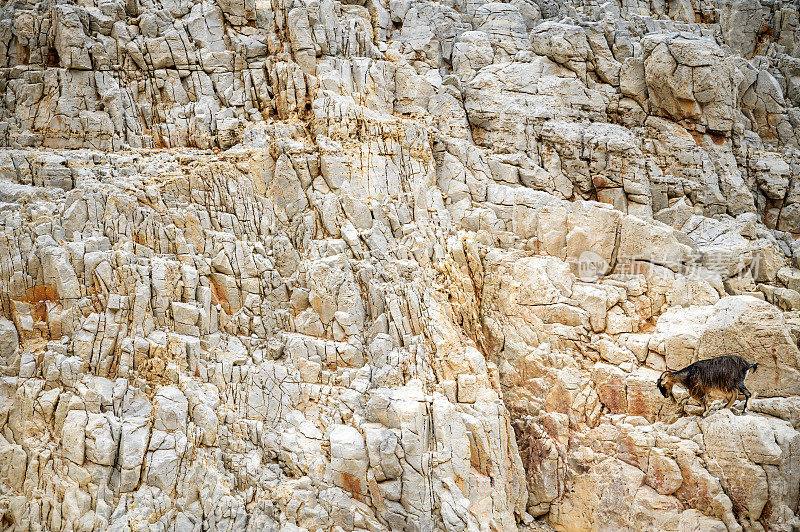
[724, 390, 737, 410]
[737, 383, 752, 415]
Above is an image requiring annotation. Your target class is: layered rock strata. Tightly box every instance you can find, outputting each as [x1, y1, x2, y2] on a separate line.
[1, 0, 800, 530]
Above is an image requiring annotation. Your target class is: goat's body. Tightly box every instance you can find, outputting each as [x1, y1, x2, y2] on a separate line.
[657, 355, 758, 416]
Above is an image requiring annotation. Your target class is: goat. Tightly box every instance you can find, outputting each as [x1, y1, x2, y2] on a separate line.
[656, 355, 759, 417]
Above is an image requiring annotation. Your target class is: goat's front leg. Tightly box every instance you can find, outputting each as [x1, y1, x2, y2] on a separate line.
[700, 395, 710, 417]
[677, 396, 691, 414]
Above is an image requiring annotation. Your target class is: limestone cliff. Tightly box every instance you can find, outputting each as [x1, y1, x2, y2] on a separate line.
[0, 0, 799, 530]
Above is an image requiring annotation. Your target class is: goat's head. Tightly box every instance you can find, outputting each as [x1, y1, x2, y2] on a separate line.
[656, 371, 674, 400]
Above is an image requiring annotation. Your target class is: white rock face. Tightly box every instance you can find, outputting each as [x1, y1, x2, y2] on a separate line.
[1, 0, 800, 530]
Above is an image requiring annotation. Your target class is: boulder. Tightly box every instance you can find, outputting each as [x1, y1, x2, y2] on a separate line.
[153, 387, 189, 432]
[701, 410, 800, 528]
[0, 319, 19, 361]
[643, 34, 740, 133]
[329, 424, 369, 495]
[61, 410, 88, 465]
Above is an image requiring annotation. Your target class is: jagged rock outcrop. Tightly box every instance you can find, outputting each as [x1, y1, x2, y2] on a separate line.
[1, 0, 800, 531]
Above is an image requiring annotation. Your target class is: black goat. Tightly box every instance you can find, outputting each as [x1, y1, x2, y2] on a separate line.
[656, 355, 759, 416]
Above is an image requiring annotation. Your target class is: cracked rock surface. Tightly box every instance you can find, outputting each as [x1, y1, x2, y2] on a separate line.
[1, 0, 800, 530]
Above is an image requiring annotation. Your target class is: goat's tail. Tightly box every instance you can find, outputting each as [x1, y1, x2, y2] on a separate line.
[748, 362, 759, 374]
